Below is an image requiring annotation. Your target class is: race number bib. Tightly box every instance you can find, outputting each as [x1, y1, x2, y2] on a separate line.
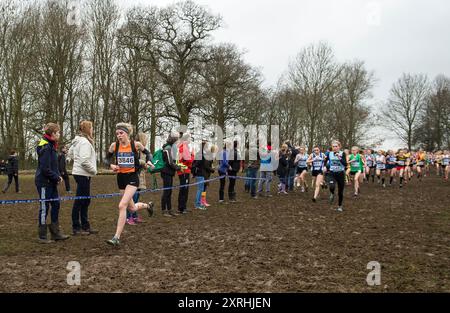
[117, 152, 135, 168]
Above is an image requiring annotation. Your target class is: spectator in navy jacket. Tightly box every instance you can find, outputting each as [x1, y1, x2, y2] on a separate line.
[35, 123, 69, 244]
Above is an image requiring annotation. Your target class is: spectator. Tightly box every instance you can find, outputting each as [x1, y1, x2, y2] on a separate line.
[257, 141, 274, 197]
[218, 143, 231, 203]
[177, 132, 194, 214]
[160, 132, 181, 217]
[285, 140, 298, 191]
[244, 143, 260, 199]
[201, 144, 216, 207]
[35, 123, 70, 243]
[192, 141, 209, 210]
[277, 144, 290, 194]
[227, 140, 241, 202]
[2, 150, 20, 193]
[68, 121, 99, 236]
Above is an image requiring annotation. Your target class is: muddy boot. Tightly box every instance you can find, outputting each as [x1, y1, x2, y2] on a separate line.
[38, 225, 54, 244]
[48, 223, 70, 241]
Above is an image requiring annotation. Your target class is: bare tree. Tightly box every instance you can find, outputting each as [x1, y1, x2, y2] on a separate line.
[124, 0, 222, 125]
[333, 60, 374, 148]
[383, 73, 430, 150]
[416, 75, 450, 150]
[288, 42, 341, 150]
[86, 0, 120, 160]
[0, 1, 41, 163]
[198, 43, 262, 130]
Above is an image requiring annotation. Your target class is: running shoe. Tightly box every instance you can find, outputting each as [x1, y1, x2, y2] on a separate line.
[146, 202, 154, 217]
[106, 237, 120, 247]
[126, 218, 137, 225]
[81, 228, 99, 235]
[329, 193, 335, 204]
[336, 206, 343, 212]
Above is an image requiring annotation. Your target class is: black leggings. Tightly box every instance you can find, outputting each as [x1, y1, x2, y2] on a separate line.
[161, 173, 173, 212]
[329, 171, 345, 206]
[3, 173, 19, 192]
[62, 174, 71, 192]
[219, 174, 226, 201]
[228, 171, 237, 199]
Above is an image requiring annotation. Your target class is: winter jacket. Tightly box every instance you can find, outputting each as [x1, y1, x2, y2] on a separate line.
[177, 142, 194, 176]
[243, 147, 260, 170]
[6, 155, 19, 175]
[161, 143, 180, 176]
[68, 135, 97, 177]
[218, 150, 230, 174]
[35, 137, 60, 187]
[192, 150, 214, 178]
[204, 159, 215, 179]
[58, 153, 68, 176]
[277, 151, 289, 177]
[259, 145, 274, 172]
[228, 148, 241, 173]
[287, 144, 298, 169]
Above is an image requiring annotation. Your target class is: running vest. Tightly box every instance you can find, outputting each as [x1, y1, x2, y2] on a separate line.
[349, 154, 363, 172]
[328, 151, 345, 172]
[297, 153, 308, 168]
[312, 153, 325, 171]
[417, 153, 426, 166]
[365, 154, 374, 167]
[397, 155, 407, 166]
[387, 155, 397, 165]
[376, 155, 386, 169]
[443, 155, 450, 166]
[114, 142, 138, 174]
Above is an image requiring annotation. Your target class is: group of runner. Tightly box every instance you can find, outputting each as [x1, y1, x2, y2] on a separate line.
[30, 121, 450, 246]
[288, 145, 450, 211]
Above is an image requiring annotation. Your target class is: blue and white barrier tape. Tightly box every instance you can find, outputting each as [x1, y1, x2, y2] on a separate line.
[0, 175, 268, 205]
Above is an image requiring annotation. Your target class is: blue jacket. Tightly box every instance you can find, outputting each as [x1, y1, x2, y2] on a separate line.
[35, 137, 60, 187]
[218, 150, 229, 174]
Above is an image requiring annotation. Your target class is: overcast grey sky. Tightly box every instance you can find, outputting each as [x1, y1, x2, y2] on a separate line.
[120, 0, 450, 149]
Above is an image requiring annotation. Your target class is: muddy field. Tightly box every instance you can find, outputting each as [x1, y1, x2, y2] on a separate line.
[0, 173, 449, 292]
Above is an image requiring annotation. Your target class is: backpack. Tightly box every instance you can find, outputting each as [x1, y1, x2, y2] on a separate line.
[115, 140, 140, 171]
[148, 149, 165, 173]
